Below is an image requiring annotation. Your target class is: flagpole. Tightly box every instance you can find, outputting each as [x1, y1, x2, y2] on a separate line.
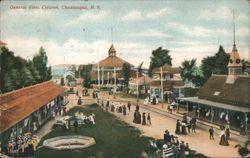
[161, 66, 164, 109]
[97, 49, 100, 89]
[102, 67, 104, 87]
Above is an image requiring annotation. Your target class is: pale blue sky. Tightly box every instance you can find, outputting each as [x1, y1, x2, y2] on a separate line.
[1, 0, 249, 67]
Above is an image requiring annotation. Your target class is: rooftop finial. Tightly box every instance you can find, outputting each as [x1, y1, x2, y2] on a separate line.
[111, 28, 113, 44]
[233, 9, 236, 47]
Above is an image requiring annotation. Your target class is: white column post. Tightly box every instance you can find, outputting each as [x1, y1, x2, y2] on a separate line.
[107, 72, 109, 86]
[97, 63, 100, 88]
[161, 66, 164, 109]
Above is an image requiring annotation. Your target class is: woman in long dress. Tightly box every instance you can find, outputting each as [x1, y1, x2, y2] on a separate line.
[219, 130, 229, 146]
[175, 120, 181, 134]
[142, 113, 146, 125]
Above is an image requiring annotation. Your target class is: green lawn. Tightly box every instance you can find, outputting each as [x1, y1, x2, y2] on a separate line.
[35, 104, 157, 158]
[35, 104, 208, 158]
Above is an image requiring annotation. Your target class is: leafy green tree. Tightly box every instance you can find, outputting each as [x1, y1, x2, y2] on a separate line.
[180, 59, 196, 83]
[0, 46, 51, 93]
[201, 45, 229, 83]
[122, 63, 131, 93]
[79, 64, 92, 88]
[27, 60, 40, 83]
[20, 67, 34, 86]
[2, 72, 14, 92]
[149, 47, 172, 76]
[0, 47, 15, 91]
[9, 69, 22, 89]
[32, 46, 51, 82]
[242, 60, 250, 75]
[180, 59, 204, 87]
[213, 46, 230, 74]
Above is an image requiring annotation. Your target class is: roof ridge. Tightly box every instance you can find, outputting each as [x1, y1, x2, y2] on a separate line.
[1, 80, 54, 97]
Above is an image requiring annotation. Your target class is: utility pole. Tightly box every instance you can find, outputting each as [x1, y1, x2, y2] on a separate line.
[137, 70, 139, 104]
[97, 49, 100, 89]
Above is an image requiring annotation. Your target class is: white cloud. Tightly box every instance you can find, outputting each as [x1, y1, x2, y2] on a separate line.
[167, 22, 227, 37]
[169, 41, 250, 66]
[237, 27, 249, 37]
[121, 10, 142, 22]
[4, 36, 153, 67]
[125, 29, 170, 38]
[65, 11, 109, 26]
[146, 8, 172, 18]
[4, 35, 249, 69]
[200, 6, 247, 22]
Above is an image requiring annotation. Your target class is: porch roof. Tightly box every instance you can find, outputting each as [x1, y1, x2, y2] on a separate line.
[179, 97, 250, 113]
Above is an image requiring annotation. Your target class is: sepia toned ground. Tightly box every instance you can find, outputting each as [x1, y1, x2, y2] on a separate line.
[36, 86, 249, 157]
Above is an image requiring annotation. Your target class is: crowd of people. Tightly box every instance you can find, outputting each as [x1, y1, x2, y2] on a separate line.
[133, 104, 151, 126]
[208, 124, 231, 146]
[175, 114, 197, 135]
[99, 100, 152, 126]
[149, 129, 190, 158]
[2, 133, 39, 157]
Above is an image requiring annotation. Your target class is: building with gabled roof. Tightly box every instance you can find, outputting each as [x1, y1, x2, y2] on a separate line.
[149, 64, 185, 103]
[0, 81, 66, 145]
[179, 37, 250, 133]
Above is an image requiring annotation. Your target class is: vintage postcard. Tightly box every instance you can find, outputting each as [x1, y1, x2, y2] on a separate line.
[0, 0, 249, 158]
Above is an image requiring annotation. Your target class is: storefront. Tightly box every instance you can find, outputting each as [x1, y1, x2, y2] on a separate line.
[178, 97, 250, 133]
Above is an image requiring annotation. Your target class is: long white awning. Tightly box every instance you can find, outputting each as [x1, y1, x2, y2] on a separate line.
[179, 97, 250, 113]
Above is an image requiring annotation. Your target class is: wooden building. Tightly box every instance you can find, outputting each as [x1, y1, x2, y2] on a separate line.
[178, 42, 250, 133]
[0, 81, 66, 145]
[150, 64, 185, 102]
[129, 76, 153, 95]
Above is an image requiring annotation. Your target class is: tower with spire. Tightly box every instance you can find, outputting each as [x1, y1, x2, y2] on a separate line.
[108, 44, 116, 57]
[226, 14, 242, 84]
[108, 28, 116, 57]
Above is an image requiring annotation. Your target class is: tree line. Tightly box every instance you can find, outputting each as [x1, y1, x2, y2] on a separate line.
[0, 46, 52, 93]
[78, 45, 249, 91]
[148, 45, 250, 88]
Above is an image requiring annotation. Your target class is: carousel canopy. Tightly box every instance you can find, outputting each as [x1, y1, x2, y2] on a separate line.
[93, 44, 133, 68]
[90, 69, 140, 80]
